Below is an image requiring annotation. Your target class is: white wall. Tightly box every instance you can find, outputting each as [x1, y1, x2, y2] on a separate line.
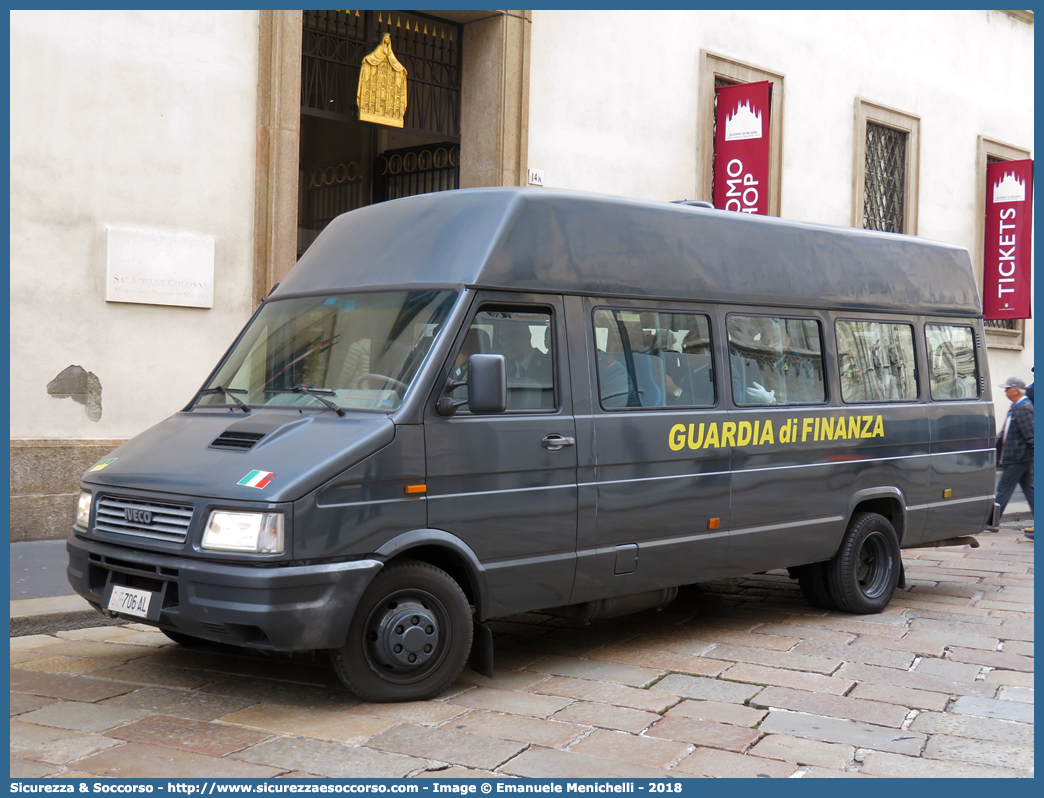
[10, 10, 261, 440]
[528, 9, 1034, 425]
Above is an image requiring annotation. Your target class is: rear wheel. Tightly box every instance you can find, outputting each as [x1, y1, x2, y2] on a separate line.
[793, 562, 835, 610]
[330, 561, 473, 702]
[826, 512, 901, 614]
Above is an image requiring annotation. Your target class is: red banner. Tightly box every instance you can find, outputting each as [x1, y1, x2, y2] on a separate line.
[983, 159, 1033, 320]
[713, 81, 772, 215]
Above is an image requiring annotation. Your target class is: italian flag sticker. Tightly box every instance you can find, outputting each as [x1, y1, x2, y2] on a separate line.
[238, 470, 275, 489]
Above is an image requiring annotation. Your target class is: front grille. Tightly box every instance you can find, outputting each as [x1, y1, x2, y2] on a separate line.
[95, 496, 193, 544]
[210, 431, 266, 451]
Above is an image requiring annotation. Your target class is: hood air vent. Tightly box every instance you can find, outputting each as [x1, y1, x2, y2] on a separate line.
[210, 431, 266, 451]
[208, 413, 298, 452]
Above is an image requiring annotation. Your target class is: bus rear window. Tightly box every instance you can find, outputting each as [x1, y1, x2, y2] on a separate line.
[926, 324, 979, 400]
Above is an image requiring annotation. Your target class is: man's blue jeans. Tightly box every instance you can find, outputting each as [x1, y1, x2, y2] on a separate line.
[995, 460, 1034, 521]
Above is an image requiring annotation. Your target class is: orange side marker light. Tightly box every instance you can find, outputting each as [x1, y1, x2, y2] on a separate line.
[405, 484, 427, 495]
[708, 518, 720, 530]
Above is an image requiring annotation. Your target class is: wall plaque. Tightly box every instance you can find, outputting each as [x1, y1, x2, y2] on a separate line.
[105, 226, 215, 309]
[357, 33, 408, 128]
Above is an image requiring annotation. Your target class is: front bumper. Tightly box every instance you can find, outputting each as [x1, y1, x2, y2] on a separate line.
[67, 535, 382, 651]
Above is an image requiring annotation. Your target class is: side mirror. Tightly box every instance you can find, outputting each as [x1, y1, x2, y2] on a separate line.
[467, 354, 507, 414]
[435, 354, 507, 417]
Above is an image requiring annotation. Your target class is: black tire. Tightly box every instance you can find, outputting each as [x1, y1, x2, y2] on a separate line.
[794, 562, 835, 610]
[330, 561, 473, 702]
[825, 512, 901, 614]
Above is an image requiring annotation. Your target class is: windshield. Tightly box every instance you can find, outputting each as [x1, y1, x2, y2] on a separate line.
[197, 290, 457, 413]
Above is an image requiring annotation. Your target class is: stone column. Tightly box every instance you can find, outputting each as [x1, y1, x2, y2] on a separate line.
[459, 11, 531, 188]
[253, 10, 303, 304]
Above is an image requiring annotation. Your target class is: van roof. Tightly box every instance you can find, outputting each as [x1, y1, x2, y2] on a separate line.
[275, 188, 981, 317]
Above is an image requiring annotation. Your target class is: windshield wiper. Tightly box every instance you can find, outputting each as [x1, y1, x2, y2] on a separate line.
[196, 386, 251, 413]
[267, 384, 347, 417]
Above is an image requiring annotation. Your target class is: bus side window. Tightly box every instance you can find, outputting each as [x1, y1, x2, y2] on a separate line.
[728, 315, 825, 406]
[593, 309, 715, 410]
[836, 320, 918, 403]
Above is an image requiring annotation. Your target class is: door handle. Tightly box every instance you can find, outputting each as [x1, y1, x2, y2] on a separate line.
[541, 434, 576, 451]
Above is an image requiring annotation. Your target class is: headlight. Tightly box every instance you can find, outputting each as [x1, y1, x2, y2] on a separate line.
[202, 511, 284, 553]
[75, 491, 92, 530]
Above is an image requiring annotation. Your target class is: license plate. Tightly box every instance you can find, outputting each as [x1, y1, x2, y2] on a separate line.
[107, 585, 152, 618]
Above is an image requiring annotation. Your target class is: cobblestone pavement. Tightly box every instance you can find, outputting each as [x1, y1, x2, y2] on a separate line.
[10, 525, 1033, 779]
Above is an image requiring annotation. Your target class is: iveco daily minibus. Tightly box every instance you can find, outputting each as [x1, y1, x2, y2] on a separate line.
[68, 188, 995, 702]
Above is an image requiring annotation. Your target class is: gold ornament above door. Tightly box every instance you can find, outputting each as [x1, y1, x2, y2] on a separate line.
[357, 33, 408, 128]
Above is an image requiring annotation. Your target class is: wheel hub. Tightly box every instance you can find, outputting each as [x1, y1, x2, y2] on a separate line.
[856, 532, 890, 598]
[370, 599, 440, 671]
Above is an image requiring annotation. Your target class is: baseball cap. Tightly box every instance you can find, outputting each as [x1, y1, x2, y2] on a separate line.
[1000, 377, 1026, 391]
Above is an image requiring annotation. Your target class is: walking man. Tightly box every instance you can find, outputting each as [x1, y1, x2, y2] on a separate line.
[989, 377, 1034, 539]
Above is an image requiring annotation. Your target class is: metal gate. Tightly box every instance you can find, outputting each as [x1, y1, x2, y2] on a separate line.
[374, 142, 459, 203]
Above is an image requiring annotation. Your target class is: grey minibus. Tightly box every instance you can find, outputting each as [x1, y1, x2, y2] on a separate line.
[68, 188, 995, 702]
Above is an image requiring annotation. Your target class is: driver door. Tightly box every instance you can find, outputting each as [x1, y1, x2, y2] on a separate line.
[424, 292, 578, 617]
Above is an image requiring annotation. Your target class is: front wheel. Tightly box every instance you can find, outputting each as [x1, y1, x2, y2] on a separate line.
[825, 512, 901, 614]
[330, 561, 473, 702]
